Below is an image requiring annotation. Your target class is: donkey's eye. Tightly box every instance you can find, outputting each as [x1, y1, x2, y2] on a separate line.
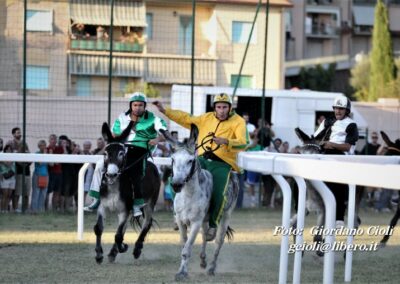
[118, 151, 124, 161]
[187, 159, 193, 165]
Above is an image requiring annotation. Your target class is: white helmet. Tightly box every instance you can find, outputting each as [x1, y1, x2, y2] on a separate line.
[332, 96, 351, 112]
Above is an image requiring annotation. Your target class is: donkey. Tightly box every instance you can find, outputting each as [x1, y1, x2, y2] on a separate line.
[163, 125, 238, 280]
[379, 131, 400, 247]
[292, 127, 363, 256]
[93, 122, 160, 264]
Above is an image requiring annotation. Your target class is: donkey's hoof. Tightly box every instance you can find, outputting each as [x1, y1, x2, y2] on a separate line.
[133, 248, 142, 259]
[207, 268, 216, 276]
[316, 250, 324, 257]
[175, 272, 188, 281]
[378, 242, 386, 249]
[95, 255, 103, 264]
[108, 254, 116, 263]
[200, 260, 207, 269]
[118, 243, 129, 253]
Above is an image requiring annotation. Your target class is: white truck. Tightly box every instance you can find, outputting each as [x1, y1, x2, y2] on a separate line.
[169, 84, 367, 149]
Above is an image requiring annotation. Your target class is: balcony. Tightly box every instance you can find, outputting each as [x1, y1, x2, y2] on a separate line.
[70, 38, 144, 53]
[68, 51, 216, 85]
[306, 23, 340, 38]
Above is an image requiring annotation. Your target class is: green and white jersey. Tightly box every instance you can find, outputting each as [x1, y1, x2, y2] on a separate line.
[112, 110, 167, 150]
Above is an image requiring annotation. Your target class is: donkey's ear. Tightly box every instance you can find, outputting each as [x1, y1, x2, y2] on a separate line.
[102, 122, 113, 143]
[381, 131, 395, 147]
[116, 121, 134, 142]
[187, 124, 199, 148]
[160, 129, 178, 146]
[295, 127, 311, 143]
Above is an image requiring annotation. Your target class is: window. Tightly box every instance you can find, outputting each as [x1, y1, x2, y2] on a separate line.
[146, 13, 153, 39]
[27, 10, 53, 32]
[232, 21, 256, 44]
[230, 75, 254, 88]
[76, 77, 91, 97]
[26, 66, 49, 90]
[179, 15, 193, 55]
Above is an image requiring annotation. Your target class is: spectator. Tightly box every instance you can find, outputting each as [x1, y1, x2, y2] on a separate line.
[31, 140, 49, 213]
[257, 119, 275, 148]
[92, 137, 105, 155]
[71, 23, 90, 39]
[96, 26, 109, 40]
[279, 141, 290, 153]
[245, 133, 262, 207]
[359, 132, 381, 207]
[360, 131, 381, 155]
[46, 134, 64, 211]
[59, 136, 75, 212]
[6, 127, 31, 213]
[0, 145, 15, 213]
[242, 112, 256, 135]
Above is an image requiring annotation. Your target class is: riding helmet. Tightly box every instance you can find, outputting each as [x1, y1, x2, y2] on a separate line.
[213, 93, 232, 107]
[332, 96, 351, 114]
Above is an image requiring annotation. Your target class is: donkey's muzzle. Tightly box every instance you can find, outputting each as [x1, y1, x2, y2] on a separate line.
[171, 183, 183, 193]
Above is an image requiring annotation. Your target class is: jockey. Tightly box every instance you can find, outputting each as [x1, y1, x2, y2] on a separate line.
[153, 93, 249, 241]
[84, 92, 168, 217]
[314, 95, 359, 226]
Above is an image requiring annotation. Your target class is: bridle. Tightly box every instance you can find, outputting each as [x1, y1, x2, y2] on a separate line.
[170, 150, 199, 185]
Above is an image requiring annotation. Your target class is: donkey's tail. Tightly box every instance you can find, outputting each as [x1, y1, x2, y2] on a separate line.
[225, 226, 235, 241]
[130, 215, 159, 232]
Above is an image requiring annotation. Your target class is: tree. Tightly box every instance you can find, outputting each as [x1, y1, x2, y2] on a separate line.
[369, 0, 395, 101]
[123, 81, 160, 98]
[298, 63, 336, 91]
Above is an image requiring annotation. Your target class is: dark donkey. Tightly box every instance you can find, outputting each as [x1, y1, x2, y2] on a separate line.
[93, 122, 160, 263]
[292, 127, 363, 256]
[379, 131, 400, 247]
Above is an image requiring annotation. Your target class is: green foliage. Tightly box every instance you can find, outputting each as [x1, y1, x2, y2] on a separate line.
[123, 81, 160, 98]
[369, 0, 395, 101]
[298, 63, 336, 91]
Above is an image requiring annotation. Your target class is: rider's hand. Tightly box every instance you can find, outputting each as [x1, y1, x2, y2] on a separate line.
[148, 138, 159, 146]
[152, 101, 166, 114]
[213, 137, 228, 146]
[321, 141, 334, 150]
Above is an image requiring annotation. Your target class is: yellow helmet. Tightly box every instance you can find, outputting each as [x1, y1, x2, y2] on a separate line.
[213, 93, 232, 106]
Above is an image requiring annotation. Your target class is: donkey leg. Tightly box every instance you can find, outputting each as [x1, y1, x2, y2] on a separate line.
[108, 212, 129, 263]
[208, 216, 230, 276]
[379, 206, 400, 248]
[200, 221, 208, 269]
[175, 221, 202, 281]
[314, 210, 325, 257]
[94, 212, 104, 264]
[133, 209, 153, 259]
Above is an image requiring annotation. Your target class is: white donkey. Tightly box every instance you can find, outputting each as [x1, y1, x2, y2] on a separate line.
[164, 125, 238, 281]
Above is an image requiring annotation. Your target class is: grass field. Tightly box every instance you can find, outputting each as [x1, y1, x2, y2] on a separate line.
[0, 208, 399, 283]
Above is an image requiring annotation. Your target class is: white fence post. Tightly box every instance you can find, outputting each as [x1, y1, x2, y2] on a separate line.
[310, 180, 336, 284]
[293, 177, 307, 284]
[345, 184, 356, 282]
[77, 163, 90, 241]
[272, 175, 292, 284]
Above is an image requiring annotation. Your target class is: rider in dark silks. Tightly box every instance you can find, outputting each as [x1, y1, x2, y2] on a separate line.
[153, 93, 249, 241]
[84, 92, 168, 217]
[314, 96, 359, 226]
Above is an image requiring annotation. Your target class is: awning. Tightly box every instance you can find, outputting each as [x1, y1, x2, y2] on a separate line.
[70, 0, 147, 27]
[69, 54, 144, 77]
[353, 6, 374, 26]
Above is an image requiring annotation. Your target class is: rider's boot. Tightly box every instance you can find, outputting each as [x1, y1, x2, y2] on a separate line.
[84, 197, 100, 212]
[133, 198, 145, 217]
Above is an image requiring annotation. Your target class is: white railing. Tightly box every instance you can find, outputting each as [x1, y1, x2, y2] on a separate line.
[0, 153, 172, 241]
[238, 151, 400, 284]
[2, 152, 400, 283]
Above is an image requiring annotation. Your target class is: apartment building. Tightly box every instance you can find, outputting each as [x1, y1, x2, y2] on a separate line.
[0, 0, 292, 98]
[285, 0, 400, 90]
